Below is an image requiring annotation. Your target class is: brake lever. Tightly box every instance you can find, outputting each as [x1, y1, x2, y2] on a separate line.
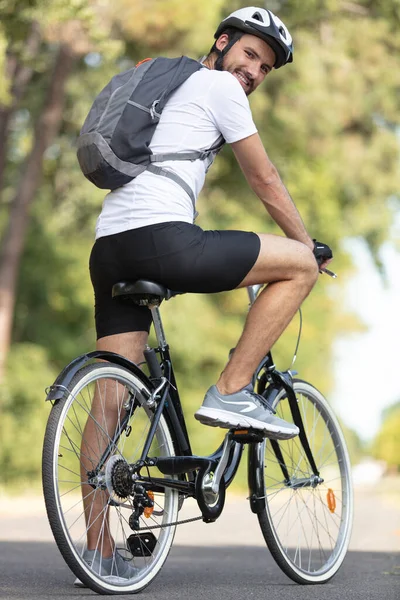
[319, 267, 337, 278]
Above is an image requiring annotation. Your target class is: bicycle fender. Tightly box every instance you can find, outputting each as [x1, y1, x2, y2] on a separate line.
[45, 351, 153, 402]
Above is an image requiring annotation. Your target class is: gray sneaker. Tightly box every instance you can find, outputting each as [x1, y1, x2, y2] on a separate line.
[194, 384, 299, 440]
[74, 549, 137, 587]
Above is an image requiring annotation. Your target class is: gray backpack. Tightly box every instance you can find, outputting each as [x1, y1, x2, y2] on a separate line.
[77, 56, 224, 210]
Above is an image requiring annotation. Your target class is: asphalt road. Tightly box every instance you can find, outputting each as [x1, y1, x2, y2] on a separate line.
[0, 486, 399, 599]
[0, 541, 399, 600]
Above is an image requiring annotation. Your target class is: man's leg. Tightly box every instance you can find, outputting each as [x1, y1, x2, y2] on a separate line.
[81, 331, 148, 556]
[96, 331, 148, 360]
[217, 234, 318, 393]
[195, 234, 318, 435]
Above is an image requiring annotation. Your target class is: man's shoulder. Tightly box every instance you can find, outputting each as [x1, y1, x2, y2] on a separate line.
[194, 67, 239, 84]
[190, 68, 245, 97]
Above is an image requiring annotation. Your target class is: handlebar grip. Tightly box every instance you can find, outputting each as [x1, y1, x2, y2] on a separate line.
[313, 239, 333, 266]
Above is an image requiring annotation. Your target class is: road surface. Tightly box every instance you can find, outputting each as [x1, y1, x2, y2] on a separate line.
[0, 483, 399, 599]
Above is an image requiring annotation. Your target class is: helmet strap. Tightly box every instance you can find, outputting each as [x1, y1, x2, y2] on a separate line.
[212, 29, 243, 71]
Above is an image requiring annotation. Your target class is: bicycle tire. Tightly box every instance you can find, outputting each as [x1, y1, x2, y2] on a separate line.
[42, 362, 179, 594]
[257, 379, 353, 584]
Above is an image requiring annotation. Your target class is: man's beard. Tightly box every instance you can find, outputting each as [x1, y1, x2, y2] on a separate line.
[215, 54, 253, 96]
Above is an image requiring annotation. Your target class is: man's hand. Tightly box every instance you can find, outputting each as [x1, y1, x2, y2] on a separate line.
[313, 239, 336, 276]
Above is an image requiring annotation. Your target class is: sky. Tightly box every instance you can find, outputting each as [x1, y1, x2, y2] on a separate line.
[332, 234, 400, 442]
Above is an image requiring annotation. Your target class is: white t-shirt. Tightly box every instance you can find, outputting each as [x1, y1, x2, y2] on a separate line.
[95, 66, 258, 239]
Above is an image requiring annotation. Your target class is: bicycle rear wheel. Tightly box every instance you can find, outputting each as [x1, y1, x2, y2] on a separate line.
[42, 362, 179, 594]
[257, 379, 353, 584]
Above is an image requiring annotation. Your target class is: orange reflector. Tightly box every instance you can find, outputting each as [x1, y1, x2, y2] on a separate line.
[144, 491, 155, 518]
[327, 488, 336, 513]
[234, 430, 249, 435]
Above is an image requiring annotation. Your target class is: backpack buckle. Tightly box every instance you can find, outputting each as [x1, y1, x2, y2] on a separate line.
[197, 150, 211, 161]
[150, 100, 161, 120]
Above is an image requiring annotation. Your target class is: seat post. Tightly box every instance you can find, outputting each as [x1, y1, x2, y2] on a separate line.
[150, 305, 167, 349]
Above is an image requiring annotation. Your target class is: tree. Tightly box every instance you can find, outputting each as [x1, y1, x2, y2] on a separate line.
[0, 43, 77, 381]
[0, 0, 399, 482]
[0, 0, 120, 381]
[0, 21, 41, 190]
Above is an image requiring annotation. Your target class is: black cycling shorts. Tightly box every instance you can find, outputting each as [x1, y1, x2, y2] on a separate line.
[89, 221, 260, 339]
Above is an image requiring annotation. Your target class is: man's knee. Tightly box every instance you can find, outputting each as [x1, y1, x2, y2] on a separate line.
[236, 236, 319, 288]
[297, 245, 319, 289]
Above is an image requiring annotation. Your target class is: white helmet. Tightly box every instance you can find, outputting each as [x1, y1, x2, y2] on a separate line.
[214, 6, 293, 69]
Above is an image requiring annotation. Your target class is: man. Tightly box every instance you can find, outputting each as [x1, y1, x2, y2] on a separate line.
[90, 6, 330, 437]
[78, 5, 332, 584]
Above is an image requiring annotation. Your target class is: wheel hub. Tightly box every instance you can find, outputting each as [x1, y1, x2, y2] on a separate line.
[105, 455, 133, 501]
[287, 474, 324, 489]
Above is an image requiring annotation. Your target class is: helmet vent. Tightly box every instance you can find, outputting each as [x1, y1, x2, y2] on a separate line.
[251, 12, 263, 22]
[279, 26, 287, 39]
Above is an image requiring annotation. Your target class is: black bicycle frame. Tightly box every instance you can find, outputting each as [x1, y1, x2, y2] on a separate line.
[133, 338, 322, 513]
[137, 342, 245, 493]
[254, 352, 319, 475]
[46, 335, 322, 506]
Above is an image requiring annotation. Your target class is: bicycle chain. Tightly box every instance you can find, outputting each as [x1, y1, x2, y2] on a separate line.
[136, 514, 204, 531]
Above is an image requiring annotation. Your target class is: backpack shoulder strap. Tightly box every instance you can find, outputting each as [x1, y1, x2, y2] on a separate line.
[147, 164, 196, 206]
[149, 134, 225, 163]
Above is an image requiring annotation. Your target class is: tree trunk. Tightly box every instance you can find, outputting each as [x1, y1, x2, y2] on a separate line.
[0, 43, 75, 382]
[0, 22, 41, 193]
[0, 107, 13, 192]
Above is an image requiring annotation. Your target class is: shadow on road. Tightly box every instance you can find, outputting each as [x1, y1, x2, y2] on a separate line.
[0, 541, 399, 599]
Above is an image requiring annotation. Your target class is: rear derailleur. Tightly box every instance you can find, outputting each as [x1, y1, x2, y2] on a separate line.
[128, 483, 154, 530]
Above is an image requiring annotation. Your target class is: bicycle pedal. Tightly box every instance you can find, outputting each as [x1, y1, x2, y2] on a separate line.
[127, 532, 157, 557]
[230, 429, 265, 443]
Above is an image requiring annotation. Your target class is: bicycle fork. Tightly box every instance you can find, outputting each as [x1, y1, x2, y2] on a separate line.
[248, 370, 322, 514]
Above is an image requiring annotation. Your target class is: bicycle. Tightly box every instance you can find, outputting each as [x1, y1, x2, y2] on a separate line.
[42, 279, 353, 594]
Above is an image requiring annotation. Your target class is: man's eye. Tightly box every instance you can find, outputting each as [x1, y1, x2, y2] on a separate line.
[245, 51, 253, 58]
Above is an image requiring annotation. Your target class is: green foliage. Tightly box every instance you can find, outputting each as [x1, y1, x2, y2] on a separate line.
[0, 0, 39, 47]
[339, 422, 366, 466]
[112, 0, 227, 56]
[0, 25, 11, 105]
[372, 403, 400, 471]
[13, 195, 95, 366]
[0, 0, 399, 484]
[0, 343, 57, 486]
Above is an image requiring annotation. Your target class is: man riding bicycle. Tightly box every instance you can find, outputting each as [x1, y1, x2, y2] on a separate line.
[82, 9, 332, 578]
[90, 5, 331, 440]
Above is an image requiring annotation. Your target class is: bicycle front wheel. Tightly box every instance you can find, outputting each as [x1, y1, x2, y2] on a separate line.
[257, 379, 353, 584]
[42, 362, 179, 594]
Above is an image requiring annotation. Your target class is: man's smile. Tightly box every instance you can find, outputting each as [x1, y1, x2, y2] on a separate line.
[233, 70, 252, 92]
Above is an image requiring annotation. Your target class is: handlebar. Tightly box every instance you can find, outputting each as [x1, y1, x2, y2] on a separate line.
[319, 267, 337, 278]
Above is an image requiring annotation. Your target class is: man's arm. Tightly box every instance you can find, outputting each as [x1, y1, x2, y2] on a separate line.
[231, 133, 314, 250]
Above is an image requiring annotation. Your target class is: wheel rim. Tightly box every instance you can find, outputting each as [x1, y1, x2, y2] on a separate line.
[263, 382, 353, 580]
[51, 365, 178, 591]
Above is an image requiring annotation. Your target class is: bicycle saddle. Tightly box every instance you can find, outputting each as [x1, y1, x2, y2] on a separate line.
[112, 280, 180, 306]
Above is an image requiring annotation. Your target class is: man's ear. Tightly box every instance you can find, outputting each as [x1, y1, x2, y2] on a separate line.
[215, 33, 230, 52]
